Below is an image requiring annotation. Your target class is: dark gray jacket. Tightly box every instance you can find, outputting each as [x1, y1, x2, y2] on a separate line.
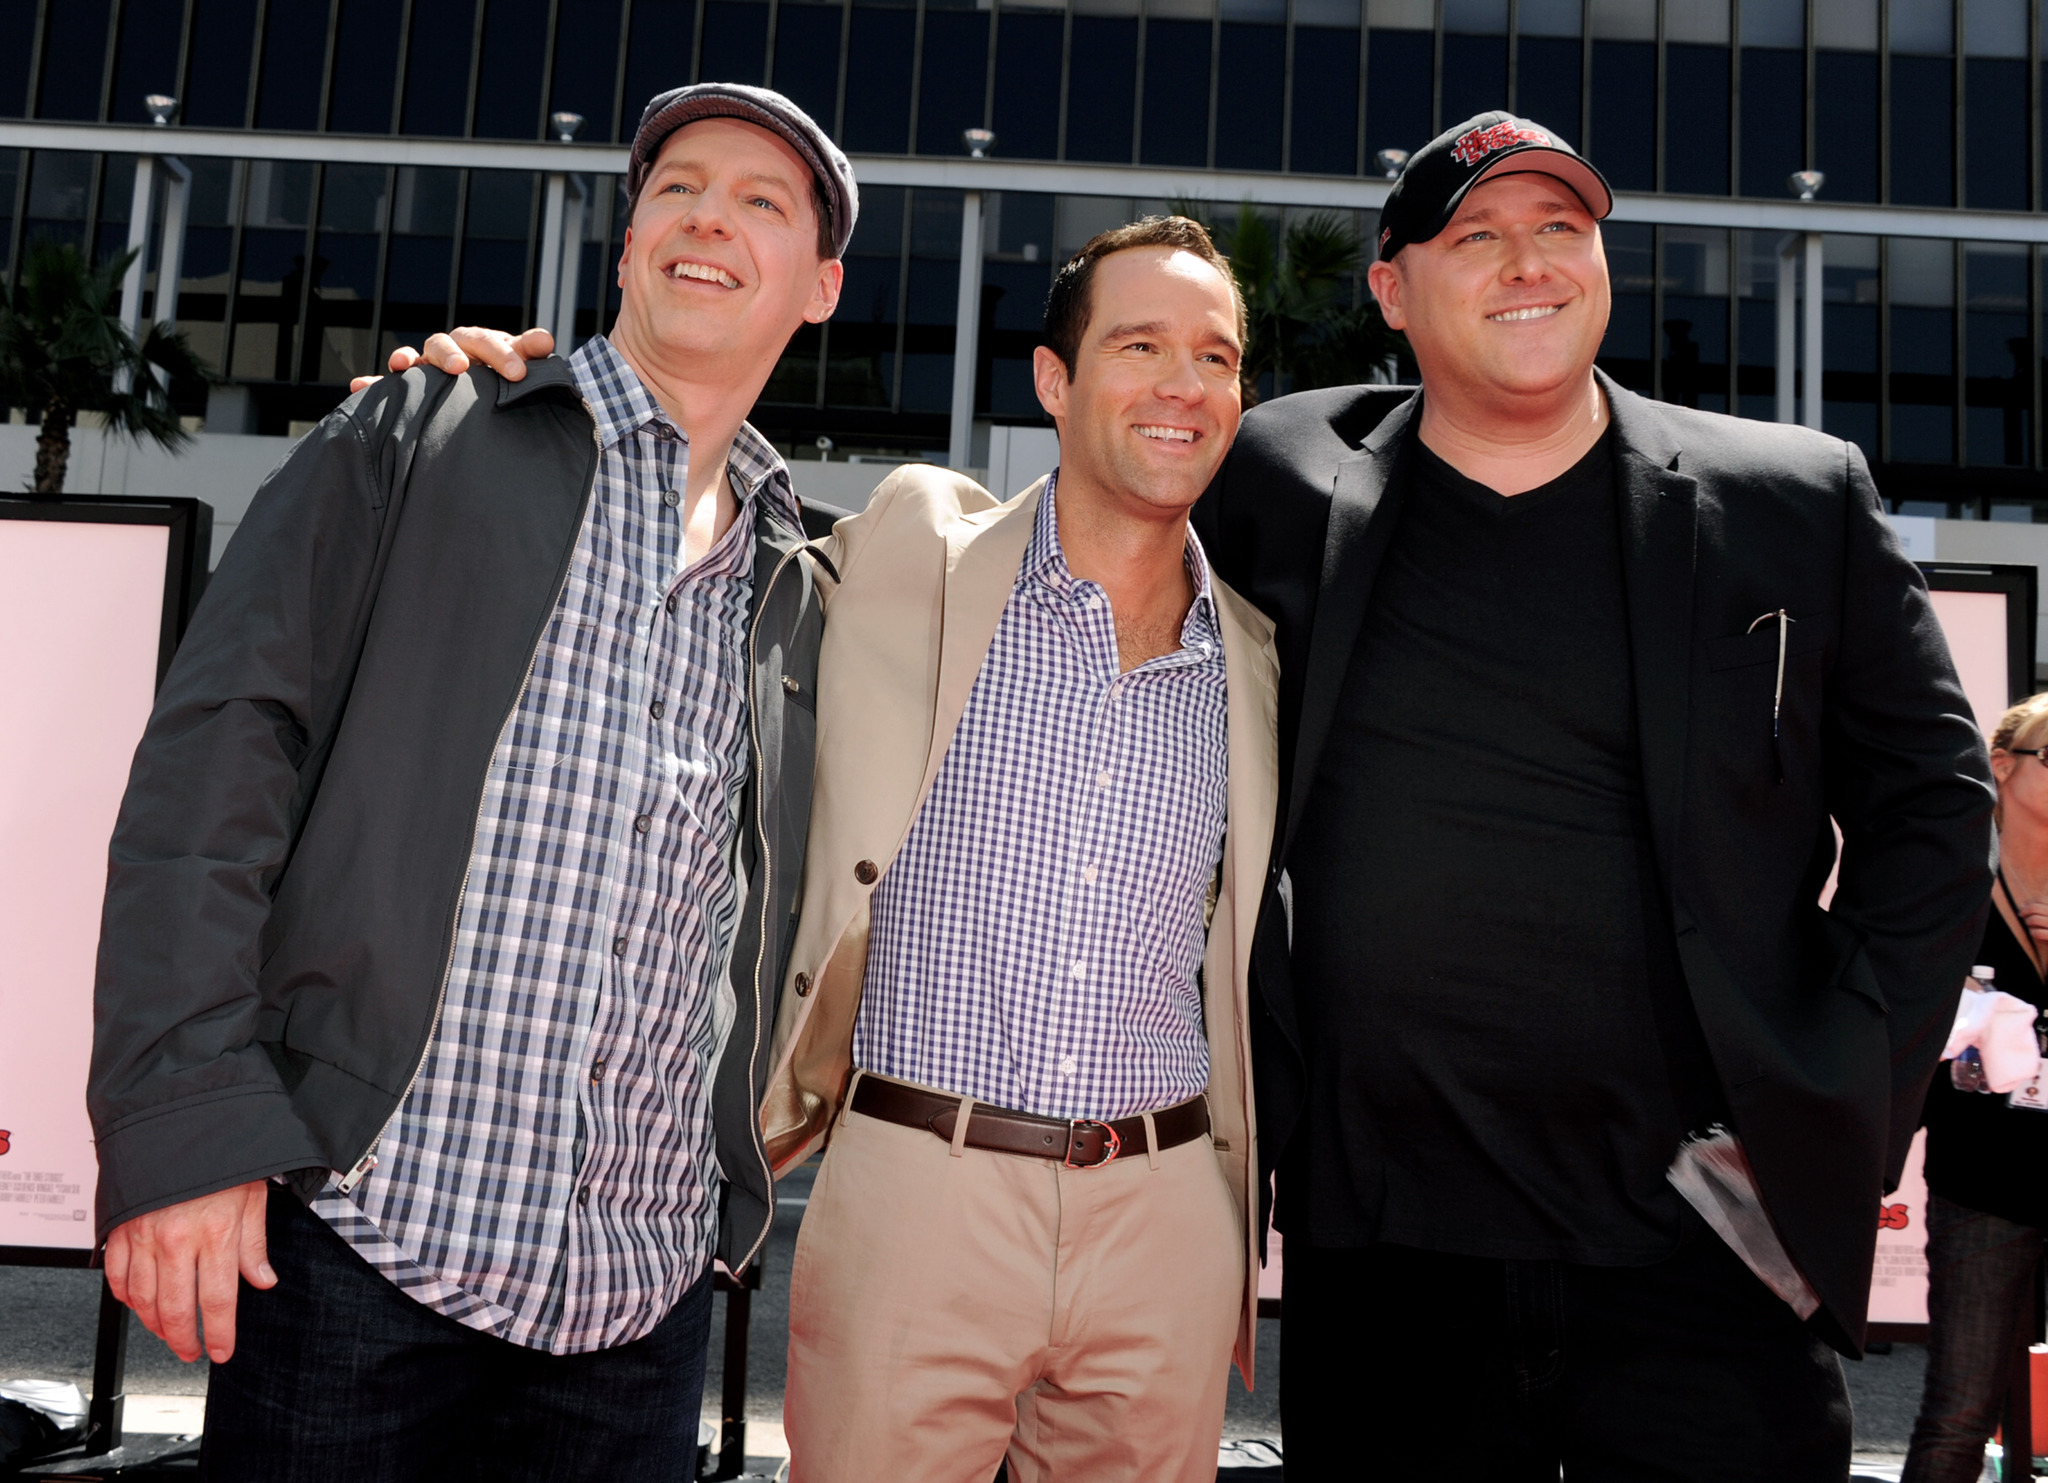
[89, 357, 827, 1276]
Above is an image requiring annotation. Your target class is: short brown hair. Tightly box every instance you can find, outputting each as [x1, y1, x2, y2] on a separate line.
[1042, 216, 1246, 379]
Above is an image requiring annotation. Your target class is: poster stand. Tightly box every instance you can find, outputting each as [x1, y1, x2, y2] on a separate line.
[0, 495, 209, 1477]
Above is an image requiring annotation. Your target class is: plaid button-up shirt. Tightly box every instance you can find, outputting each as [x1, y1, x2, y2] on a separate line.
[311, 336, 799, 1354]
[854, 474, 1230, 1121]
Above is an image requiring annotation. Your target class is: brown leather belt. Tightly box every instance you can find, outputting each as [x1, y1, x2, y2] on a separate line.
[850, 1075, 1209, 1169]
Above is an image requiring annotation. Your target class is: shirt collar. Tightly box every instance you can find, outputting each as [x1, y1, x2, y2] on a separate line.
[568, 334, 803, 532]
[1024, 469, 1221, 642]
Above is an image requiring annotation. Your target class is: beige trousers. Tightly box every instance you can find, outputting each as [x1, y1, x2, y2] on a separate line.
[783, 1077, 1244, 1483]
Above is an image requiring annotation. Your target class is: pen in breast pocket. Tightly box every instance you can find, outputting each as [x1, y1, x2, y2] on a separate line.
[1747, 608, 1795, 781]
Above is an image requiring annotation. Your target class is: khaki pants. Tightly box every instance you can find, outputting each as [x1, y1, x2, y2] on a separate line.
[784, 1075, 1244, 1483]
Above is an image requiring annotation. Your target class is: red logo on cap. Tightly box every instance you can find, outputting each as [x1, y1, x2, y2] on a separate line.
[1450, 122, 1552, 167]
[1378, 227, 1392, 247]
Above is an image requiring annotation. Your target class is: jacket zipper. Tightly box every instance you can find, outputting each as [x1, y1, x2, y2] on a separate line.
[727, 539, 811, 1275]
[338, 400, 603, 1196]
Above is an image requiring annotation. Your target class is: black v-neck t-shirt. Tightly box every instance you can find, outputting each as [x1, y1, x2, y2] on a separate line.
[1282, 432, 1719, 1264]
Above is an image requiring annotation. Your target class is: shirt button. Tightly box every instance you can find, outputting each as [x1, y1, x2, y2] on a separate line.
[1096, 770, 1112, 789]
[1070, 960, 1086, 979]
[1059, 1056, 1077, 1077]
[854, 859, 878, 885]
[663, 488, 681, 507]
[591, 1059, 606, 1083]
[633, 813, 652, 834]
[665, 594, 678, 615]
[650, 700, 665, 720]
[1080, 864, 1098, 885]
[576, 1187, 589, 1206]
[612, 935, 628, 957]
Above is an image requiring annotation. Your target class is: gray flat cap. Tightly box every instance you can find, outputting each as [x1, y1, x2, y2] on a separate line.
[626, 83, 859, 258]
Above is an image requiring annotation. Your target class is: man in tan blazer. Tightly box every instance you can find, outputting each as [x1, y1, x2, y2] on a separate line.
[382, 214, 1278, 1483]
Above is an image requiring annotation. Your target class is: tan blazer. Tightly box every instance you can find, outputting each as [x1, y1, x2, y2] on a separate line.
[759, 463, 1280, 1380]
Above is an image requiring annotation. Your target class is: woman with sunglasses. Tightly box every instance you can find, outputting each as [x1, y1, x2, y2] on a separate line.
[1907, 692, 2048, 1483]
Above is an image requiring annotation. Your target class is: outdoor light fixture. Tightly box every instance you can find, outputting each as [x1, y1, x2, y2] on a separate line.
[963, 128, 996, 159]
[143, 94, 178, 126]
[815, 435, 835, 453]
[551, 111, 585, 142]
[1375, 148, 1410, 179]
[1787, 170, 1825, 201]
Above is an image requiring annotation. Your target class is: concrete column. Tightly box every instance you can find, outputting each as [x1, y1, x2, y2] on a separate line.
[156, 158, 191, 331]
[948, 189, 985, 471]
[536, 171, 567, 344]
[1775, 235, 1798, 424]
[1802, 231, 1824, 430]
[552, 175, 588, 352]
[116, 155, 158, 393]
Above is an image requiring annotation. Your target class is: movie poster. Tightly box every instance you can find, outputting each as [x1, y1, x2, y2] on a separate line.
[0, 515, 170, 1252]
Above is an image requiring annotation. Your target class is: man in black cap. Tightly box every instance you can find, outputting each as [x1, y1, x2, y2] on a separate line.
[89, 84, 852, 1480]
[1197, 113, 1994, 1474]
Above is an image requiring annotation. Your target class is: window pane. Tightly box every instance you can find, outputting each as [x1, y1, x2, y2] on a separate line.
[329, 0, 402, 133]
[1815, 0, 1876, 49]
[772, 1, 843, 137]
[1599, 221, 1654, 390]
[1661, 227, 1728, 411]
[255, 0, 330, 131]
[1515, 36, 1580, 140]
[381, 166, 459, 358]
[1664, 0, 1727, 44]
[0, 150, 18, 276]
[1517, 0, 1579, 34]
[1592, 0, 1654, 40]
[1067, 16, 1138, 161]
[232, 161, 316, 382]
[902, 190, 961, 412]
[110, 0, 183, 125]
[401, 0, 476, 135]
[1663, 44, 1728, 195]
[1291, 23, 1360, 175]
[700, 0, 769, 85]
[1440, 34, 1508, 131]
[475, 0, 550, 137]
[1964, 58, 2026, 211]
[186, 0, 258, 127]
[23, 151, 95, 254]
[549, 0, 624, 139]
[457, 171, 536, 327]
[1443, 0, 1505, 30]
[621, 0, 695, 135]
[0, 0, 34, 117]
[826, 183, 904, 407]
[308, 165, 387, 382]
[1739, 0, 1800, 46]
[843, 7, 916, 152]
[984, 190, 1054, 417]
[172, 159, 238, 375]
[1890, 0, 1952, 54]
[1733, 230, 1779, 420]
[1739, 46, 1802, 199]
[919, 10, 989, 154]
[1889, 238, 1955, 464]
[1822, 233, 1879, 457]
[1967, 0, 2026, 55]
[1365, 27, 1431, 160]
[38, 1, 111, 121]
[1142, 18, 1211, 168]
[1965, 243, 2029, 465]
[992, 10, 1063, 161]
[1814, 51, 1878, 202]
[1216, 21, 1284, 169]
[1590, 41, 1655, 192]
[1889, 54, 1954, 206]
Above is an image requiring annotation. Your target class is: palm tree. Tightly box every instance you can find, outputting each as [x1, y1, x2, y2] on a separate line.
[0, 239, 210, 497]
[1178, 202, 1415, 404]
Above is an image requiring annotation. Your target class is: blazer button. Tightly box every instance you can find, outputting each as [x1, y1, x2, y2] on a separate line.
[794, 972, 813, 997]
[854, 860, 878, 885]
[782, 675, 800, 694]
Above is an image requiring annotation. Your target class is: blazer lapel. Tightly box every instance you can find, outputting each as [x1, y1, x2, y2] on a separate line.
[1282, 393, 1420, 862]
[914, 477, 1042, 806]
[1603, 373, 1699, 888]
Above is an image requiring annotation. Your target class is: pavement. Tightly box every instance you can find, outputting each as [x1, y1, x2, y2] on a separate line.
[0, 1163, 1963, 1478]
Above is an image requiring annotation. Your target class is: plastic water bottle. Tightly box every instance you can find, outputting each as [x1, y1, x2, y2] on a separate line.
[1953, 966, 1996, 1092]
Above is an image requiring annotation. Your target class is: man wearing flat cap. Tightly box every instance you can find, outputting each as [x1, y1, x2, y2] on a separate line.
[87, 83, 851, 1480]
[1197, 113, 1994, 1474]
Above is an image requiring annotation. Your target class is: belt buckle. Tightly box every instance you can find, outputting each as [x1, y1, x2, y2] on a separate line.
[1063, 1119, 1121, 1169]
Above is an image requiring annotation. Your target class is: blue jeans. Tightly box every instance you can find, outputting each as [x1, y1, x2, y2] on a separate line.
[201, 1186, 715, 1483]
[1904, 1193, 2046, 1483]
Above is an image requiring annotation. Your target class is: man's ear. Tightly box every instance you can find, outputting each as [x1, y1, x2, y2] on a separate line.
[617, 224, 634, 288]
[1366, 258, 1406, 331]
[804, 257, 846, 324]
[1032, 345, 1071, 423]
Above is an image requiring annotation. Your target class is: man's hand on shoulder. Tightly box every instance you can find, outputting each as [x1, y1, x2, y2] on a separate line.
[347, 326, 555, 393]
[103, 1180, 276, 1364]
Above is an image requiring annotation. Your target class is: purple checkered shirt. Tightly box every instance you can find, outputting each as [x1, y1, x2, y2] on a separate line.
[309, 336, 799, 1354]
[854, 474, 1230, 1121]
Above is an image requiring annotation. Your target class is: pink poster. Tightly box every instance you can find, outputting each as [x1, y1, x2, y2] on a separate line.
[0, 517, 169, 1251]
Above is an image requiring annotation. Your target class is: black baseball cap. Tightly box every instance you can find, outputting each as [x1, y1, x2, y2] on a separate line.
[626, 83, 859, 258]
[1376, 112, 1612, 262]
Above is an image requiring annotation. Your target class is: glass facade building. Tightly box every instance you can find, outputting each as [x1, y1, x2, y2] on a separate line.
[1, 0, 2045, 507]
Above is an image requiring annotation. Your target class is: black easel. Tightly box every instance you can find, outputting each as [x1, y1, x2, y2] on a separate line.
[704, 1261, 764, 1481]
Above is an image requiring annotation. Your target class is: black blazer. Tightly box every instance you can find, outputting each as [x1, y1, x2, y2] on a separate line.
[1194, 371, 1996, 1354]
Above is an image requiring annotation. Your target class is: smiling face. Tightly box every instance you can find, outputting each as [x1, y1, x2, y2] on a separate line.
[612, 116, 842, 382]
[1368, 171, 1610, 410]
[1032, 245, 1243, 519]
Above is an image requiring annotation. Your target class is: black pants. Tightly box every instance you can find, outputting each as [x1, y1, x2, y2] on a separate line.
[1279, 1222, 1852, 1481]
[202, 1187, 715, 1483]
